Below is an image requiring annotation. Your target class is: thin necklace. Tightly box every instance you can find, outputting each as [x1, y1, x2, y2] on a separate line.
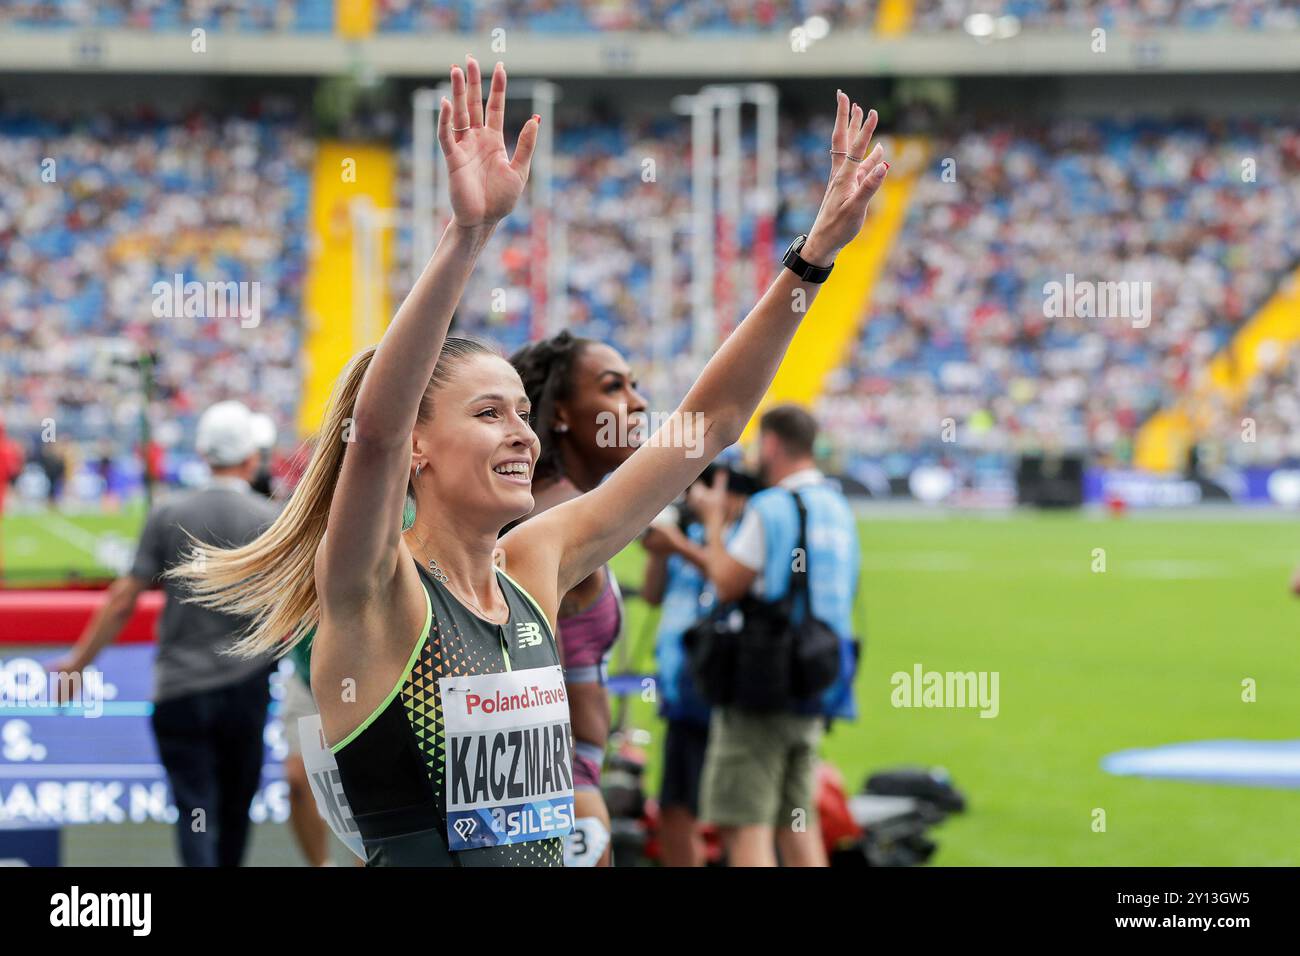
[404, 528, 507, 625]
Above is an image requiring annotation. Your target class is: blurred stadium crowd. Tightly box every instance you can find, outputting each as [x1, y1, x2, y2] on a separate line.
[909, 0, 1300, 31]
[4, 98, 1299, 503]
[0, 107, 312, 496]
[2, 0, 1296, 32]
[819, 117, 1300, 475]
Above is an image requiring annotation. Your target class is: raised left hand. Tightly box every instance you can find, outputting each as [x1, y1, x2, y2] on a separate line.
[803, 91, 889, 265]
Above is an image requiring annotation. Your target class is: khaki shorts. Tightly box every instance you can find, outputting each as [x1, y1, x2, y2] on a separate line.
[698, 707, 823, 830]
[281, 674, 316, 756]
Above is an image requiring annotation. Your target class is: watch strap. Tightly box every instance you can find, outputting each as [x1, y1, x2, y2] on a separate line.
[783, 235, 833, 283]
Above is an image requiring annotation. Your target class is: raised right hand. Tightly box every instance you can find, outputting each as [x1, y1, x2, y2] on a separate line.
[438, 56, 540, 229]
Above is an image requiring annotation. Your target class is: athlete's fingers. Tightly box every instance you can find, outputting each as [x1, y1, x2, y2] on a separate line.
[450, 64, 470, 133]
[859, 142, 884, 172]
[829, 89, 849, 178]
[862, 108, 879, 146]
[510, 114, 541, 182]
[851, 147, 884, 195]
[832, 102, 864, 193]
[485, 61, 507, 133]
[437, 96, 461, 161]
[850, 107, 878, 164]
[843, 144, 882, 196]
[465, 55, 484, 128]
[852, 159, 888, 206]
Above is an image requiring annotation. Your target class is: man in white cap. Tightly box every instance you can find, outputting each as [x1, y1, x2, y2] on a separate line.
[57, 400, 281, 866]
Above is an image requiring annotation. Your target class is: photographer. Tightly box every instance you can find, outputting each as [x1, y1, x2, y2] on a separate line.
[690, 405, 860, 867]
[641, 461, 757, 866]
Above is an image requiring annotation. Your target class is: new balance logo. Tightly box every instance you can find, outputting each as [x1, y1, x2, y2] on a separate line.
[516, 621, 543, 648]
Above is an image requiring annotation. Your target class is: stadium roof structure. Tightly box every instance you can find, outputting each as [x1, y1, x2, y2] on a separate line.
[0, 29, 1296, 77]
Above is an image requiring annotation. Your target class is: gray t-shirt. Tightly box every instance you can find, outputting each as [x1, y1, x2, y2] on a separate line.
[130, 480, 281, 702]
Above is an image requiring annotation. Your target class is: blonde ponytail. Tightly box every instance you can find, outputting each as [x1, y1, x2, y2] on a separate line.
[167, 345, 378, 658]
[167, 336, 496, 659]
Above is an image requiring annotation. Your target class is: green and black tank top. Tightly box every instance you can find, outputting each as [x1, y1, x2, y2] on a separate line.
[331, 559, 567, 867]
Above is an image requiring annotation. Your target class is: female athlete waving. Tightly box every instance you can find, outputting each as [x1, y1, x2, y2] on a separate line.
[172, 57, 888, 866]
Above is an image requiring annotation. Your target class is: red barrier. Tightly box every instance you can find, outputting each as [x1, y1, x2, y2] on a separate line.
[0, 590, 162, 644]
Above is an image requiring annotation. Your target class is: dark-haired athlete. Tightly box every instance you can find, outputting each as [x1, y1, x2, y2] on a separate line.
[510, 331, 647, 865]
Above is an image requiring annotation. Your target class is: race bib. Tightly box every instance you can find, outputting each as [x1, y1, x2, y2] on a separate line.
[563, 816, 611, 867]
[439, 665, 575, 852]
[298, 714, 367, 862]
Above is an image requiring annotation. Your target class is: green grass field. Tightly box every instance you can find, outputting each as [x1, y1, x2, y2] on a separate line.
[5, 506, 1299, 865]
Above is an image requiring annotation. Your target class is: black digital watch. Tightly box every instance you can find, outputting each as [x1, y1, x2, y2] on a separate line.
[781, 234, 834, 283]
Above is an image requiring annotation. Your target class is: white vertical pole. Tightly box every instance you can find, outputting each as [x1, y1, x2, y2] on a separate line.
[746, 83, 779, 299]
[693, 95, 716, 370]
[351, 197, 401, 348]
[351, 196, 374, 348]
[431, 81, 451, 231]
[649, 218, 673, 406]
[708, 85, 742, 342]
[411, 87, 438, 285]
[531, 81, 559, 339]
[674, 92, 715, 373]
